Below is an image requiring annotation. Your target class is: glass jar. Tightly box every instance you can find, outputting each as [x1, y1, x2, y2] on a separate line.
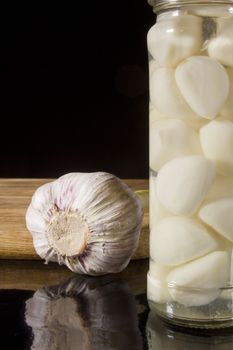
[147, 311, 233, 349]
[147, 0, 233, 328]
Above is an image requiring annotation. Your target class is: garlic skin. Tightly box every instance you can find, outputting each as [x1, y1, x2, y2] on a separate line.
[26, 172, 143, 276]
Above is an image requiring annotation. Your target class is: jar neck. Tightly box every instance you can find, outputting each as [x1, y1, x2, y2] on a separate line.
[148, 0, 233, 14]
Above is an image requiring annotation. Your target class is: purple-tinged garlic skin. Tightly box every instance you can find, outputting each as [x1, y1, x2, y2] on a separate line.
[26, 172, 143, 276]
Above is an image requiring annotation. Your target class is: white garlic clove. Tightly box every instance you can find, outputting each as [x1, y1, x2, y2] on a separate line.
[156, 156, 216, 216]
[150, 118, 201, 172]
[149, 259, 171, 281]
[199, 198, 233, 243]
[150, 68, 200, 119]
[149, 106, 207, 131]
[149, 107, 166, 124]
[149, 60, 160, 75]
[220, 68, 233, 119]
[175, 56, 229, 119]
[168, 286, 220, 307]
[200, 120, 233, 176]
[147, 15, 202, 68]
[147, 274, 171, 305]
[167, 251, 230, 306]
[26, 172, 143, 276]
[207, 18, 233, 67]
[150, 217, 218, 266]
[205, 176, 233, 203]
[150, 176, 170, 229]
[147, 260, 172, 304]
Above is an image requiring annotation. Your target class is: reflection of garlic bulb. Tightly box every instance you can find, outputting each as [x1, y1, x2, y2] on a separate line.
[26, 172, 143, 275]
[25, 276, 143, 350]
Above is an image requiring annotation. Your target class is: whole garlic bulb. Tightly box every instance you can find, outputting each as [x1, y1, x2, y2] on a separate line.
[26, 172, 143, 276]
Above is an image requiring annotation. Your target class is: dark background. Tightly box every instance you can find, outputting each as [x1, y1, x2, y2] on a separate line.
[1, 1, 155, 179]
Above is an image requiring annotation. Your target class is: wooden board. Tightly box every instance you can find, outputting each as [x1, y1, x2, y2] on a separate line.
[0, 179, 149, 260]
[0, 258, 148, 293]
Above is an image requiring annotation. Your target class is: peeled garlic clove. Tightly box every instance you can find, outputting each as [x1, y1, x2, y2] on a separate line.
[149, 259, 171, 281]
[150, 217, 218, 266]
[205, 176, 233, 202]
[147, 273, 171, 304]
[147, 15, 202, 68]
[150, 106, 206, 131]
[199, 198, 233, 243]
[150, 68, 199, 119]
[149, 60, 160, 75]
[200, 120, 233, 176]
[167, 251, 230, 288]
[150, 119, 201, 172]
[149, 106, 167, 124]
[167, 251, 230, 306]
[208, 18, 233, 67]
[221, 68, 233, 118]
[147, 260, 171, 304]
[150, 176, 170, 228]
[168, 285, 220, 307]
[156, 156, 216, 215]
[175, 56, 229, 119]
[26, 172, 143, 276]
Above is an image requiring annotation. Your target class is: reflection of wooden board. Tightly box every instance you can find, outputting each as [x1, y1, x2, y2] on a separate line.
[0, 179, 149, 260]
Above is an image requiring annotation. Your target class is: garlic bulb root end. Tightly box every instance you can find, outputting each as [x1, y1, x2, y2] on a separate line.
[47, 210, 89, 257]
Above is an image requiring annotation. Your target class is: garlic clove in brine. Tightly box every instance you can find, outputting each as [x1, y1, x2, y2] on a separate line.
[200, 120, 233, 176]
[147, 260, 172, 304]
[220, 68, 233, 119]
[26, 172, 143, 276]
[149, 67, 199, 119]
[175, 56, 229, 119]
[150, 118, 201, 172]
[207, 17, 233, 67]
[156, 156, 216, 216]
[199, 198, 233, 243]
[150, 216, 218, 267]
[167, 251, 230, 307]
[147, 15, 202, 68]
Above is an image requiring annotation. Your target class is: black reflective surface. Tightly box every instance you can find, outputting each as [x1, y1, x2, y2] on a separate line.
[1, 260, 233, 349]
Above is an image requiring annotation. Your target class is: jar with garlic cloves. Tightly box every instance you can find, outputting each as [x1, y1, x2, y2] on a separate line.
[147, 0, 233, 328]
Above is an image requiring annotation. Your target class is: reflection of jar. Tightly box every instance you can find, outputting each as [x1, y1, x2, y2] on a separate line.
[147, 311, 233, 349]
[147, 0, 233, 328]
